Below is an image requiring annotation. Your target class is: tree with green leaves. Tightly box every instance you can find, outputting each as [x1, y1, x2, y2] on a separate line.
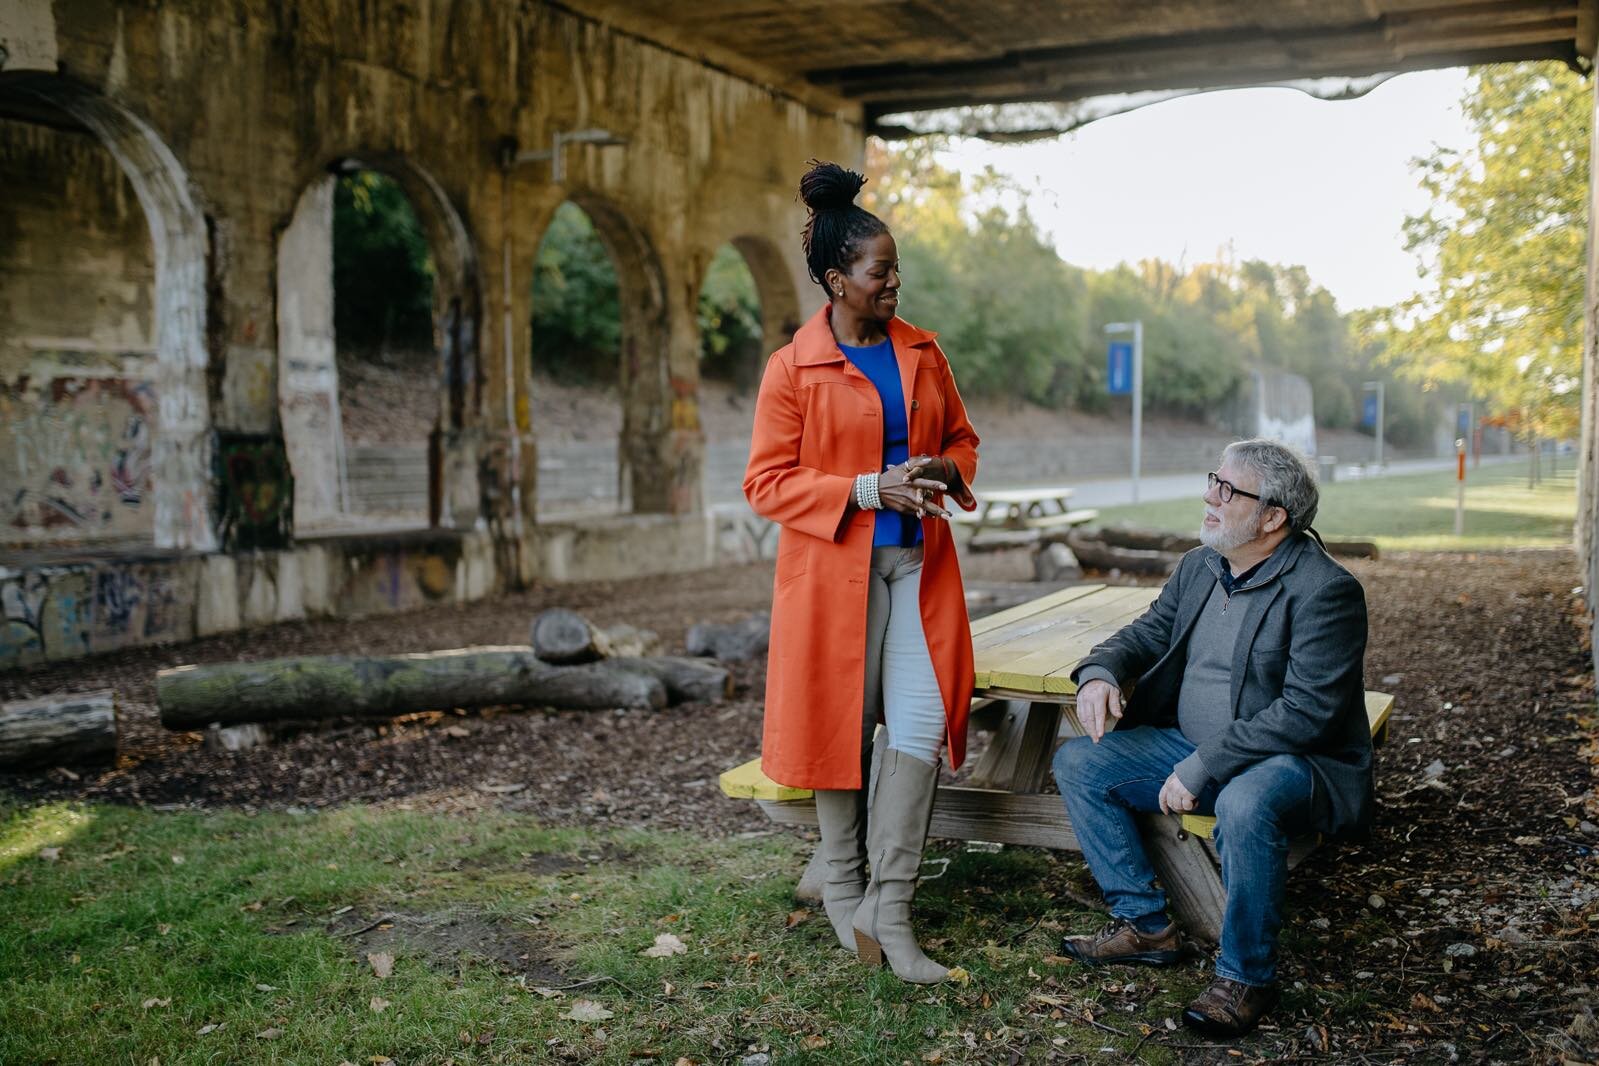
[333, 171, 436, 360]
[531, 203, 623, 385]
[1375, 62, 1589, 445]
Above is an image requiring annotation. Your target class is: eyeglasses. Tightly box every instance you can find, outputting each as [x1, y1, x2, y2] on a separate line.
[1207, 471, 1266, 505]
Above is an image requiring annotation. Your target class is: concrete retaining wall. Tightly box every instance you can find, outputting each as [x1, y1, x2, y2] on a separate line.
[1, 528, 498, 669]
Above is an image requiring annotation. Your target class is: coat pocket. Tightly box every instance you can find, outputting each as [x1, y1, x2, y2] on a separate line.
[775, 529, 809, 587]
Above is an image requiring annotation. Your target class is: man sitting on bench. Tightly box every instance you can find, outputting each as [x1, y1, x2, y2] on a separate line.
[1052, 438, 1373, 1038]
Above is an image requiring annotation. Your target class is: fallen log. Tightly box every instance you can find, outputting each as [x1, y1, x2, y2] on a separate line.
[0, 690, 117, 769]
[686, 613, 771, 662]
[615, 656, 733, 703]
[1093, 526, 1200, 554]
[1064, 530, 1182, 576]
[1322, 539, 1380, 560]
[157, 647, 667, 729]
[531, 608, 610, 664]
[1076, 526, 1378, 561]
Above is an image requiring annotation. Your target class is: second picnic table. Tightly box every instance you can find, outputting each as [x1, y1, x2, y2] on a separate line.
[952, 486, 1099, 551]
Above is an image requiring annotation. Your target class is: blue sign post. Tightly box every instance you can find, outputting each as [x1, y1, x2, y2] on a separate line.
[1107, 342, 1134, 396]
[1362, 393, 1378, 429]
[1104, 325, 1143, 501]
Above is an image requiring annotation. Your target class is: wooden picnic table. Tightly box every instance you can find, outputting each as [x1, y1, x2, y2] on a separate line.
[952, 486, 1100, 551]
[722, 583, 1394, 944]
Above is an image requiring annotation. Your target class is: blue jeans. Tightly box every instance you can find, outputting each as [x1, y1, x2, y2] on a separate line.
[1052, 726, 1317, 986]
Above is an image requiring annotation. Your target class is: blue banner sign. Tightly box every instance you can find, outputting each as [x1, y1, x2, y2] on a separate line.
[1107, 342, 1133, 395]
[1456, 406, 1471, 438]
[1362, 393, 1378, 428]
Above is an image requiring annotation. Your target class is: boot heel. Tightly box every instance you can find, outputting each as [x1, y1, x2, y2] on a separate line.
[854, 929, 885, 967]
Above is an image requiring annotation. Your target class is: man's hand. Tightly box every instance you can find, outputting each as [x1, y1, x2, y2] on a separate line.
[1076, 678, 1123, 742]
[1158, 772, 1198, 815]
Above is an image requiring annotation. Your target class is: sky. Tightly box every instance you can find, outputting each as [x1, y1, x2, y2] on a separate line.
[942, 68, 1477, 313]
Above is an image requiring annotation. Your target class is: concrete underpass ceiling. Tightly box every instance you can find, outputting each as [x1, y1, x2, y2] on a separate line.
[556, 0, 1599, 130]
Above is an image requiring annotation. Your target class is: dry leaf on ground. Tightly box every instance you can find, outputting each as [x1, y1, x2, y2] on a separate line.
[564, 1000, 614, 1022]
[642, 933, 687, 957]
[370, 997, 390, 1013]
[367, 952, 394, 978]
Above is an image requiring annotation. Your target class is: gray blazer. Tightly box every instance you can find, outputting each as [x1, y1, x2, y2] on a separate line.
[1072, 532, 1373, 838]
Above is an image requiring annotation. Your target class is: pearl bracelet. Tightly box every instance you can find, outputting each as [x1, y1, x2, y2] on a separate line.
[854, 472, 882, 510]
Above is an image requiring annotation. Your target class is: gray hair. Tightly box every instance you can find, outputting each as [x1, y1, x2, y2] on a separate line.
[1222, 438, 1319, 534]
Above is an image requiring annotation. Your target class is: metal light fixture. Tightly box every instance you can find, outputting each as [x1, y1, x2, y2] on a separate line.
[499, 127, 629, 182]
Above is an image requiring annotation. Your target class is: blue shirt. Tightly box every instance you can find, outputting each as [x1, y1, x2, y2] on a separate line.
[838, 338, 922, 547]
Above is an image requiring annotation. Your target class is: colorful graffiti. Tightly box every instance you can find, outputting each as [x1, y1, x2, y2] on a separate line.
[0, 561, 194, 669]
[215, 433, 294, 550]
[0, 374, 156, 543]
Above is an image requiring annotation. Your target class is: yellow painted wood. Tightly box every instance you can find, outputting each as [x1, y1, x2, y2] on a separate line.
[969, 584, 1105, 639]
[719, 757, 812, 801]
[1180, 690, 1394, 839]
[978, 587, 1159, 693]
[1365, 690, 1396, 735]
[974, 585, 1152, 657]
[987, 596, 1160, 694]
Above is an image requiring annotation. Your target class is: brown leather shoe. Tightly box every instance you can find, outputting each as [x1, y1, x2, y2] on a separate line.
[1058, 919, 1182, 966]
[1181, 977, 1280, 1037]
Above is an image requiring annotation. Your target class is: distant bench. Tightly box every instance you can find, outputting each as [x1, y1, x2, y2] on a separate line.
[720, 582, 1395, 943]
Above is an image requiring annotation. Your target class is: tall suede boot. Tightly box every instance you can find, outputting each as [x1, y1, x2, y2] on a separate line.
[813, 788, 868, 951]
[851, 750, 950, 984]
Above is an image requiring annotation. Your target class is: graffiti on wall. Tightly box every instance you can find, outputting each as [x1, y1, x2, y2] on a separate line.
[215, 432, 294, 550]
[0, 374, 157, 543]
[1, 561, 193, 669]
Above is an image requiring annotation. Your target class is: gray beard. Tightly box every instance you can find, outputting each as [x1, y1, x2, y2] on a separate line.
[1199, 514, 1262, 554]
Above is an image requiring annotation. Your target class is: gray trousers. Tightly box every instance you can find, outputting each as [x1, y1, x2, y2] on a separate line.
[857, 545, 947, 776]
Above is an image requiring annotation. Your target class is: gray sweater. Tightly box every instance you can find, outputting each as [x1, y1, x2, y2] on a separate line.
[1080, 579, 1252, 795]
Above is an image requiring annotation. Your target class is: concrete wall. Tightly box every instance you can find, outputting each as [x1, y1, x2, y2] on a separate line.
[0, 0, 859, 557]
[0, 116, 159, 546]
[0, 530, 499, 669]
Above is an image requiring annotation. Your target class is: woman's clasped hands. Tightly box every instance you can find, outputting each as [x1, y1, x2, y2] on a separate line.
[877, 455, 961, 519]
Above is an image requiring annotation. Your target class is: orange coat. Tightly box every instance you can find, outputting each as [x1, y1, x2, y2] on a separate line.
[743, 305, 981, 789]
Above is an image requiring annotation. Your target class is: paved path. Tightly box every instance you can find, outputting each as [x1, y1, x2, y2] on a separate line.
[1004, 453, 1523, 510]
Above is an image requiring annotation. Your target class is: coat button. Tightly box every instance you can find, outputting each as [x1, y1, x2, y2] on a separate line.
[911, 399, 920, 410]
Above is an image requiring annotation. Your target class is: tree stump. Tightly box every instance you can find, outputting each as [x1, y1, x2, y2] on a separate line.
[530, 608, 611, 664]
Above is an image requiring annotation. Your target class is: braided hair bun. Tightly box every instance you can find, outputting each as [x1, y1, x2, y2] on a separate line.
[799, 161, 867, 213]
[798, 159, 889, 291]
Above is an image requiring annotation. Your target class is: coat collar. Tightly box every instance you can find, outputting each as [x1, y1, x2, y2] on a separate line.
[1199, 528, 1310, 590]
[791, 302, 938, 367]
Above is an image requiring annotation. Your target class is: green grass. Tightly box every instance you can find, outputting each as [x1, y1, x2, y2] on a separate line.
[0, 799, 1305, 1064]
[1095, 461, 1577, 551]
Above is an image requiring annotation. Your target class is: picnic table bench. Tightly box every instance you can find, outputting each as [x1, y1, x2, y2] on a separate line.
[950, 486, 1099, 552]
[721, 583, 1395, 943]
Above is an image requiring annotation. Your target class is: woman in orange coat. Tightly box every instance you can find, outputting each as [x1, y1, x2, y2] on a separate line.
[743, 161, 980, 984]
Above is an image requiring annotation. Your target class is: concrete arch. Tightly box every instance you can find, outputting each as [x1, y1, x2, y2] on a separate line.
[275, 155, 482, 534]
[535, 192, 673, 514]
[728, 233, 803, 360]
[0, 72, 216, 551]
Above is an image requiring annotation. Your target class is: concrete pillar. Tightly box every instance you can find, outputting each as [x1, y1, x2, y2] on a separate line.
[276, 176, 348, 531]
